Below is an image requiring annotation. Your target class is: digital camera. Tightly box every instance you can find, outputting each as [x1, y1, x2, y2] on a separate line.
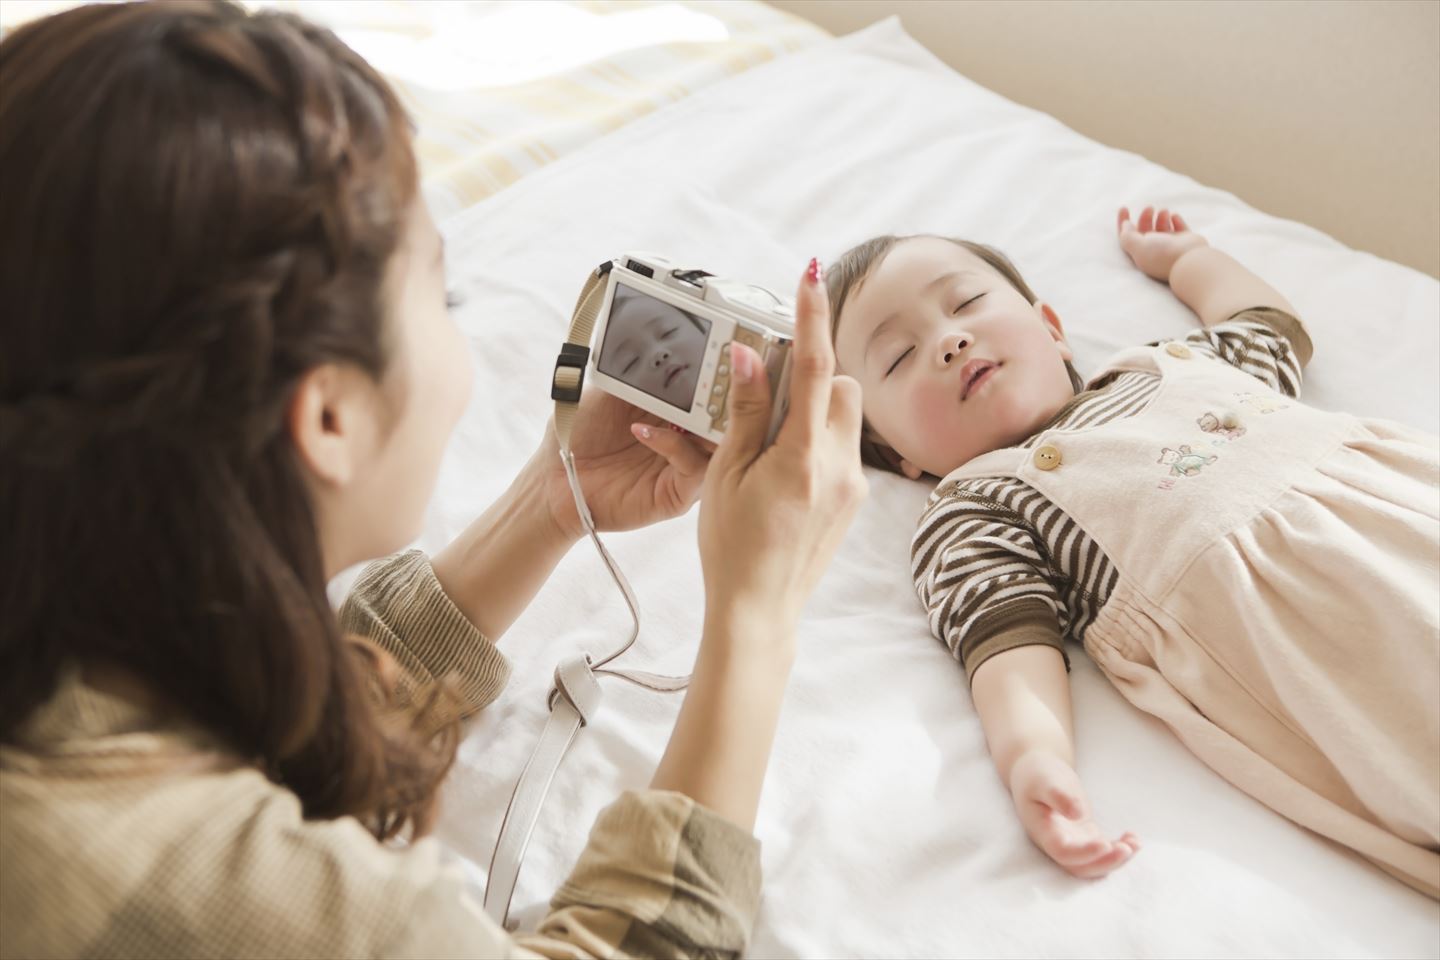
[566, 253, 796, 444]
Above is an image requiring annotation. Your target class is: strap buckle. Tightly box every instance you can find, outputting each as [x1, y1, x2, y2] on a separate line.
[550, 343, 590, 403]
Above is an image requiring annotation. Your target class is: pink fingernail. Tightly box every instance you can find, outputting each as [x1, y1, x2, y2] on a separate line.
[633, 424, 652, 440]
[807, 257, 823, 284]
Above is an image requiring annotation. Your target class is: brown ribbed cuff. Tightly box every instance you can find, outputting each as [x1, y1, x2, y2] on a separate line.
[961, 600, 1067, 686]
[338, 549, 512, 715]
[1228, 305, 1313, 367]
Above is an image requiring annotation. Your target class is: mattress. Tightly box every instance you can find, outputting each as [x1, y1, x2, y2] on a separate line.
[424, 18, 1439, 959]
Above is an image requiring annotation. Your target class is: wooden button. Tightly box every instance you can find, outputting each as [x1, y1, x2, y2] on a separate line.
[1165, 342, 1192, 359]
[1033, 445, 1062, 471]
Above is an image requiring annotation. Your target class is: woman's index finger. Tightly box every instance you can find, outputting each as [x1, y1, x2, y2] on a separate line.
[778, 259, 835, 448]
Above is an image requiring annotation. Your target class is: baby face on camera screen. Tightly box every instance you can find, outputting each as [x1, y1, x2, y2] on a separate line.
[598, 283, 711, 410]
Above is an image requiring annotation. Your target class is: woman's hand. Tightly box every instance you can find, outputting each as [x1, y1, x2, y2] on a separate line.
[1009, 748, 1140, 879]
[532, 389, 714, 543]
[696, 259, 868, 637]
[435, 388, 711, 642]
[650, 259, 866, 830]
[1118, 205, 1209, 283]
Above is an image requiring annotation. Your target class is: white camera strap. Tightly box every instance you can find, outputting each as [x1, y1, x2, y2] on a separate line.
[483, 263, 692, 928]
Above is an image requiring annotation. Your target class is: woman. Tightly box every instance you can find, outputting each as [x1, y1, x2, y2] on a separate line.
[0, 3, 866, 957]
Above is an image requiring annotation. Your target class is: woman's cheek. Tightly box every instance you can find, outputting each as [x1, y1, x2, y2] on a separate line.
[438, 319, 474, 428]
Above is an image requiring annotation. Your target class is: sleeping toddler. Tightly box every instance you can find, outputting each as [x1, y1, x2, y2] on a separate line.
[824, 207, 1439, 895]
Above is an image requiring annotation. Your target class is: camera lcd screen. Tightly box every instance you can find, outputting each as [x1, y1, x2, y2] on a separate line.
[598, 281, 712, 411]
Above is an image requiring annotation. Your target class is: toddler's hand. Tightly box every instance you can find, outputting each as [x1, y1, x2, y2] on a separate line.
[1009, 749, 1140, 879]
[1117, 205, 1208, 282]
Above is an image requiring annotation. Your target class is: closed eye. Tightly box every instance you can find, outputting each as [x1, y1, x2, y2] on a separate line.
[885, 345, 914, 378]
[953, 293, 985, 314]
[622, 357, 638, 375]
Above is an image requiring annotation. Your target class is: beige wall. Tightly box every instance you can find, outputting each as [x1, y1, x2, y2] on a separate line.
[770, 0, 1440, 278]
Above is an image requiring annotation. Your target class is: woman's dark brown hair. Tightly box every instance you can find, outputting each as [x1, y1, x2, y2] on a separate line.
[0, 0, 454, 838]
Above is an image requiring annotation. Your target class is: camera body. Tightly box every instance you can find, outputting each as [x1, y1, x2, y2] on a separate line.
[584, 253, 796, 444]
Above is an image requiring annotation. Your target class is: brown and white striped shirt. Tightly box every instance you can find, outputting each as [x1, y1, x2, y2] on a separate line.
[912, 309, 1311, 682]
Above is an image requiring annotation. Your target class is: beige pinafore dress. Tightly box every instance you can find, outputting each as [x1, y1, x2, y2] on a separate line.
[948, 342, 1440, 896]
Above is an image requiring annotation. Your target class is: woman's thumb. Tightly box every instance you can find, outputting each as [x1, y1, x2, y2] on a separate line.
[714, 342, 771, 469]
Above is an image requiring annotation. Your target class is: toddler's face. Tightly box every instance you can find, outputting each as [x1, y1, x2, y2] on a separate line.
[598, 286, 709, 409]
[833, 238, 1075, 478]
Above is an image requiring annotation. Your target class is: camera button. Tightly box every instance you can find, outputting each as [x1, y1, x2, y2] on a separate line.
[732, 329, 764, 351]
[708, 403, 721, 416]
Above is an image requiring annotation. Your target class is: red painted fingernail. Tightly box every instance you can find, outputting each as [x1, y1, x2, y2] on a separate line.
[807, 257, 823, 284]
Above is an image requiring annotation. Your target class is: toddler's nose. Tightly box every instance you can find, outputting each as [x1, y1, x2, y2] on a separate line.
[938, 334, 971, 365]
[651, 348, 671, 368]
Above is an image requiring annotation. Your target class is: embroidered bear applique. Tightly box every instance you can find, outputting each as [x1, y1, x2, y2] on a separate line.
[1158, 444, 1218, 477]
[1197, 411, 1246, 441]
[1234, 391, 1289, 415]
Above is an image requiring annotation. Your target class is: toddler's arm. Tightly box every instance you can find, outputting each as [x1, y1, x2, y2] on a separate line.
[1118, 206, 1298, 328]
[972, 645, 1140, 878]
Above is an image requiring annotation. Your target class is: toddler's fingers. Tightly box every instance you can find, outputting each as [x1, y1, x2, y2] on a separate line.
[1049, 833, 1109, 866]
[1156, 209, 1173, 232]
[1117, 207, 1131, 232]
[1138, 206, 1156, 232]
[632, 422, 711, 477]
[1172, 212, 1188, 232]
[1072, 842, 1136, 879]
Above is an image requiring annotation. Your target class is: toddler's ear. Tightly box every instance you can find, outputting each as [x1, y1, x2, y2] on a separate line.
[862, 424, 925, 480]
[1037, 302, 1075, 362]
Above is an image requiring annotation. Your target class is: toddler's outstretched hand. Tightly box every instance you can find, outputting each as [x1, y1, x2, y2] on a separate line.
[1118, 205, 1208, 282]
[1009, 749, 1140, 879]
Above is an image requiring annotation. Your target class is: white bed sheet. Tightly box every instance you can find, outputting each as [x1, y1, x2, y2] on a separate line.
[417, 18, 1439, 959]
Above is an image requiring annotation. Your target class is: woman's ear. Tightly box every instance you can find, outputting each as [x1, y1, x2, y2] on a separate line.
[1037, 302, 1074, 361]
[287, 364, 377, 488]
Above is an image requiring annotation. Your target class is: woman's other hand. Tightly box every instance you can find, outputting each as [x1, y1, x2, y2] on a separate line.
[1009, 748, 1141, 879]
[1118, 205, 1209, 283]
[697, 258, 868, 637]
[533, 388, 714, 543]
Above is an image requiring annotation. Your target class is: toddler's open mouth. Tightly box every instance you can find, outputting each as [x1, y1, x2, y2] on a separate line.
[960, 359, 1000, 400]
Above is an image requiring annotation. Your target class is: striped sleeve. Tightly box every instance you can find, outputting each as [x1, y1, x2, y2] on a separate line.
[1176, 306, 1312, 398]
[912, 490, 1067, 683]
